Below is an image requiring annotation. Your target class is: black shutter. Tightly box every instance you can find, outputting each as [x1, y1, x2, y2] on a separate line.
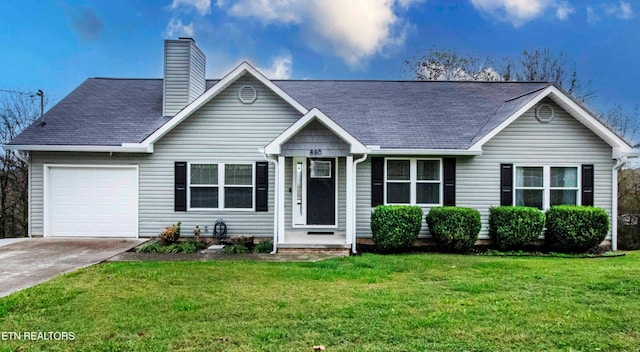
[581, 164, 594, 206]
[255, 161, 269, 212]
[443, 158, 456, 206]
[175, 162, 187, 211]
[500, 164, 513, 206]
[371, 157, 384, 207]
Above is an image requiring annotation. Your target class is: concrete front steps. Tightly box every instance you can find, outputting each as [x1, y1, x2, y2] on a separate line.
[277, 243, 351, 256]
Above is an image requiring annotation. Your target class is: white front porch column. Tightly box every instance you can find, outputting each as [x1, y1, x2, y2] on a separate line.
[346, 155, 354, 245]
[277, 155, 286, 244]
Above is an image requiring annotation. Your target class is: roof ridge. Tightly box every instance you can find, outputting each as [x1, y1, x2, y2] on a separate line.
[271, 79, 551, 83]
[92, 77, 163, 80]
[503, 85, 549, 102]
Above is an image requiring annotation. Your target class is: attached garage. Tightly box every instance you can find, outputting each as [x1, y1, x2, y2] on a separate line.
[44, 165, 138, 238]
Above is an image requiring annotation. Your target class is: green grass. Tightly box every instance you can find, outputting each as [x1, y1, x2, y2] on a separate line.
[2, 253, 640, 351]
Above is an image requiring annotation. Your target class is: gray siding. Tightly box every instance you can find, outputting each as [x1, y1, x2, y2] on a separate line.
[355, 158, 373, 236]
[355, 99, 615, 239]
[281, 120, 350, 157]
[188, 44, 206, 102]
[163, 39, 206, 116]
[284, 157, 347, 232]
[30, 74, 301, 238]
[457, 99, 614, 239]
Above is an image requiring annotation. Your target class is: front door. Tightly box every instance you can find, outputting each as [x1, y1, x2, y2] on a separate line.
[307, 158, 336, 225]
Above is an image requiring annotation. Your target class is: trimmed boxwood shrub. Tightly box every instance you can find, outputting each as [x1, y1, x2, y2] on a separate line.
[370, 205, 423, 251]
[489, 206, 545, 249]
[545, 205, 610, 252]
[426, 207, 481, 252]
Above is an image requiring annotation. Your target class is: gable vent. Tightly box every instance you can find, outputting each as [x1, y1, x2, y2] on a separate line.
[238, 85, 258, 104]
[535, 104, 555, 123]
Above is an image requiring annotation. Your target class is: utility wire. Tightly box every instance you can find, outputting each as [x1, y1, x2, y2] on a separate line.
[0, 89, 37, 96]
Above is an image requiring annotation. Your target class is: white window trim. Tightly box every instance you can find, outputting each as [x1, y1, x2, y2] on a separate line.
[513, 164, 581, 210]
[384, 158, 443, 206]
[187, 162, 255, 211]
[309, 159, 332, 178]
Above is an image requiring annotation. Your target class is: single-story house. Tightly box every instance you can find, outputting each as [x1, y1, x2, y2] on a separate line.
[6, 38, 636, 252]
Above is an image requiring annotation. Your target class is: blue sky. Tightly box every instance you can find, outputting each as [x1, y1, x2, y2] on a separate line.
[0, 0, 637, 115]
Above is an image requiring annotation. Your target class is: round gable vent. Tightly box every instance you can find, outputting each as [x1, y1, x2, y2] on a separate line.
[536, 104, 555, 123]
[238, 85, 258, 104]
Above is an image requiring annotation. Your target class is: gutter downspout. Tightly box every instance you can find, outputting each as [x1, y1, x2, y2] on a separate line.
[351, 153, 368, 254]
[612, 156, 627, 251]
[262, 151, 279, 254]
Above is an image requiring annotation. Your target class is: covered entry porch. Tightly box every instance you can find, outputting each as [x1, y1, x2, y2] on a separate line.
[263, 108, 368, 252]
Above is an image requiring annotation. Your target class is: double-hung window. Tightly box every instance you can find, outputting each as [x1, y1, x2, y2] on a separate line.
[189, 163, 254, 209]
[224, 164, 253, 209]
[515, 166, 579, 209]
[385, 159, 441, 205]
[190, 164, 219, 208]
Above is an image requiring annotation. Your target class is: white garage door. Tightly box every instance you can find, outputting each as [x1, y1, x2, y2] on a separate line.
[45, 165, 138, 238]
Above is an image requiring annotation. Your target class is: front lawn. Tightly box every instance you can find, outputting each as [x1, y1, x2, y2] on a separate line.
[1, 253, 640, 351]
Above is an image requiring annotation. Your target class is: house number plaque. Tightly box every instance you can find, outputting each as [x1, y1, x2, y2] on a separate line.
[309, 149, 323, 156]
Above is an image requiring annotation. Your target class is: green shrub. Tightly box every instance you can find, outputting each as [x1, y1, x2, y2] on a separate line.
[136, 240, 162, 253]
[222, 244, 249, 254]
[545, 206, 609, 252]
[370, 205, 423, 252]
[136, 239, 203, 254]
[253, 240, 274, 253]
[489, 206, 545, 249]
[426, 207, 481, 252]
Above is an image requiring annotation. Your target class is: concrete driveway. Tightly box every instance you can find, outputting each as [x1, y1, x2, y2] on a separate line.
[0, 238, 146, 298]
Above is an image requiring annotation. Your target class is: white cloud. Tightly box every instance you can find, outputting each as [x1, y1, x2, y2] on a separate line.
[469, 0, 574, 26]
[604, 1, 634, 19]
[260, 54, 292, 79]
[170, 0, 211, 16]
[397, 0, 425, 9]
[228, 0, 303, 24]
[588, 1, 633, 25]
[166, 18, 194, 37]
[587, 6, 600, 24]
[554, 1, 574, 20]
[221, 0, 419, 68]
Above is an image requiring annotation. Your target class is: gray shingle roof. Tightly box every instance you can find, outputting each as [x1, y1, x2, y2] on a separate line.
[274, 80, 550, 149]
[9, 76, 552, 149]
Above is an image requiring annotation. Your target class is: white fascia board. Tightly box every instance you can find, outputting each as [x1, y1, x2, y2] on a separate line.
[613, 147, 640, 159]
[368, 148, 482, 156]
[142, 61, 309, 148]
[3, 144, 151, 153]
[469, 85, 633, 154]
[544, 88, 633, 151]
[265, 107, 368, 154]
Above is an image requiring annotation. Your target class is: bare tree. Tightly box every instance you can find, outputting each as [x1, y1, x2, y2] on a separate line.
[0, 92, 41, 237]
[403, 48, 499, 81]
[404, 47, 593, 101]
[601, 104, 640, 145]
